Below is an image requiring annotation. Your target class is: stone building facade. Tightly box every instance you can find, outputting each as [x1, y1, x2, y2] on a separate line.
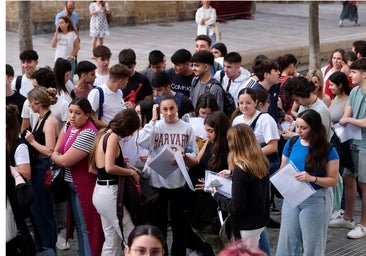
[6, 1, 199, 34]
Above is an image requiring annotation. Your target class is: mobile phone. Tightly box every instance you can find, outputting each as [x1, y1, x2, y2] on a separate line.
[58, 27, 62, 32]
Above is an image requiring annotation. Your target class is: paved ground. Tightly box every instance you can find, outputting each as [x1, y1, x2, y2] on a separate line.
[6, 2, 366, 76]
[6, 2, 366, 255]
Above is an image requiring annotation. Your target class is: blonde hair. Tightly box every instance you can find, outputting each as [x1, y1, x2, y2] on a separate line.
[227, 124, 269, 179]
[306, 69, 325, 97]
[27, 86, 58, 107]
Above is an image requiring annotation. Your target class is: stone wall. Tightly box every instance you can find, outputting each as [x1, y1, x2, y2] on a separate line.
[6, 1, 199, 34]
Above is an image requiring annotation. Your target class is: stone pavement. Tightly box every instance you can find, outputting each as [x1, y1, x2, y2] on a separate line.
[6, 2, 366, 76]
[5, 2, 365, 255]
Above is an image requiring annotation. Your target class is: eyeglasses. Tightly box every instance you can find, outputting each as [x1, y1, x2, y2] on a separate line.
[130, 247, 163, 256]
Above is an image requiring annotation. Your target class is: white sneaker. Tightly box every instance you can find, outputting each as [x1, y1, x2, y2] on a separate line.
[330, 209, 344, 220]
[329, 216, 355, 229]
[347, 224, 366, 239]
[56, 234, 70, 250]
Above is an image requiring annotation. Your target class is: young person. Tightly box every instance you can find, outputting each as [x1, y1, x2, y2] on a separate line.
[87, 63, 130, 128]
[151, 71, 194, 118]
[90, 109, 141, 256]
[124, 225, 165, 256]
[72, 61, 97, 99]
[137, 94, 198, 256]
[166, 48, 195, 97]
[11, 50, 39, 97]
[6, 64, 26, 123]
[140, 50, 167, 83]
[186, 111, 231, 255]
[276, 109, 339, 255]
[332, 58, 366, 239]
[214, 52, 251, 106]
[93, 45, 112, 87]
[24, 86, 59, 253]
[118, 48, 153, 107]
[51, 98, 104, 256]
[212, 124, 270, 247]
[190, 50, 224, 111]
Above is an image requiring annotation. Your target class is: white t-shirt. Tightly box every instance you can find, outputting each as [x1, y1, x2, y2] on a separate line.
[11, 74, 34, 98]
[54, 31, 78, 61]
[232, 111, 280, 144]
[87, 83, 126, 124]
[94, 72, 109, 87]
[14, 143, 30, 165]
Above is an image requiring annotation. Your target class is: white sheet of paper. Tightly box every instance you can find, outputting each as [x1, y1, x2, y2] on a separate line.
[174, 152, 194, 191]
[189, 117, 207, 139]
[333, 123, 362, 143]
[148, 145, 178, 178]
[204, 170, 232, 198]
[270, 162, 316, 208]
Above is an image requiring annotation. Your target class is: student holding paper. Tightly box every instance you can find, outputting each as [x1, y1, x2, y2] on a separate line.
[276, 109, 339, 256]
[212, 124, 270, 248]
[334, 58, 366, 239]
[137, 93, 198, 256]
[185, 111, 231, 254]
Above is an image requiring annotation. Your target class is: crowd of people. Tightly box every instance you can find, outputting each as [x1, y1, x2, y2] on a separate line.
[6, 1, 366, 256]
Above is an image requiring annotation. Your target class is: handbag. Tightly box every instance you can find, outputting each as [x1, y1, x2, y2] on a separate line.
[330, 132, 354, 171]
[106, 12, 112, 24]
[45, 162, 70, 204]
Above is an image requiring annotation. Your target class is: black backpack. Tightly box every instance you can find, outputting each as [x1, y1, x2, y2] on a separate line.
[193, 75, 236, 117]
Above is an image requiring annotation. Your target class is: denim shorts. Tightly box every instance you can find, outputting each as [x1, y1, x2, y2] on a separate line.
[344, 144, 366, 183]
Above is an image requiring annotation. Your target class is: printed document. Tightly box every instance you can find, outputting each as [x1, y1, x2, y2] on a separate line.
[204, 170, 232, 198]
[333, 123, 362, 143]
[148, 144, 194, 190]
[270, 162, 315, 208]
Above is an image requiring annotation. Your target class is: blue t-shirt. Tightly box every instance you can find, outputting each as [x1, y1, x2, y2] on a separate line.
[283, 137, 339, 189]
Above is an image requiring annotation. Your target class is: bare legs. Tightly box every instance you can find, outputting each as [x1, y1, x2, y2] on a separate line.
[91, 37, 105, 56]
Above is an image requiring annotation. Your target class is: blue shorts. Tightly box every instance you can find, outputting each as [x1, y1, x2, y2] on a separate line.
[343, 144, 366, 183]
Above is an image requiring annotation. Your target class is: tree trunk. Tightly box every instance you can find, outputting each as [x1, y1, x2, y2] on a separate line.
[18, 1, 33, 62]
[308, 2, 320, 70]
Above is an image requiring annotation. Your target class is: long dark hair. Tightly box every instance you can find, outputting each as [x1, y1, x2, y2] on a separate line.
[204, 111, 230, 171]
[6, 104, 21, 158]
[89, 109, 140, 171]
[297, 109, 329, 173]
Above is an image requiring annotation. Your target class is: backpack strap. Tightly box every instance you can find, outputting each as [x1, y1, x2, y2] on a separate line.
[191, 76, 200, 88]
[15, 75, 22, 93]
[249, 112, 263, 130]
[96, 87, 104, 120]
[219, 70, 225, 85]
[288, 135, 299, 156]
[205, 78, 222, 93]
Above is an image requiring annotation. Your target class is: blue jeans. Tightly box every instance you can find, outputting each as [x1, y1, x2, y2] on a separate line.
[276, 188, 332, 256]
[68, 181, 91, 256]
[31, 158, 58, 252]
[259, 228, 270, 256]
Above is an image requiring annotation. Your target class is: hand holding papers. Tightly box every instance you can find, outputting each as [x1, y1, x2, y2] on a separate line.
[148, 145, 194, 190]
[270, 162, 315, 208]
[205, 170, 232, 198]
[332, 123, 362, 143]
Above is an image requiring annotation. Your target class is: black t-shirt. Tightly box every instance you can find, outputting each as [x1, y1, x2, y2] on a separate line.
[166, 68, 194, 98]
[122, 72, 153, 104]
[6, 90, 26, 123]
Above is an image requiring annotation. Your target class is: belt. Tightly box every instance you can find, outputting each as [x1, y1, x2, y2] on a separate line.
[97, 179, 118, 186]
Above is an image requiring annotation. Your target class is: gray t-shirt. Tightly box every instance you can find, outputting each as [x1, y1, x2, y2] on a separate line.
[190, 77, 224, 111]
